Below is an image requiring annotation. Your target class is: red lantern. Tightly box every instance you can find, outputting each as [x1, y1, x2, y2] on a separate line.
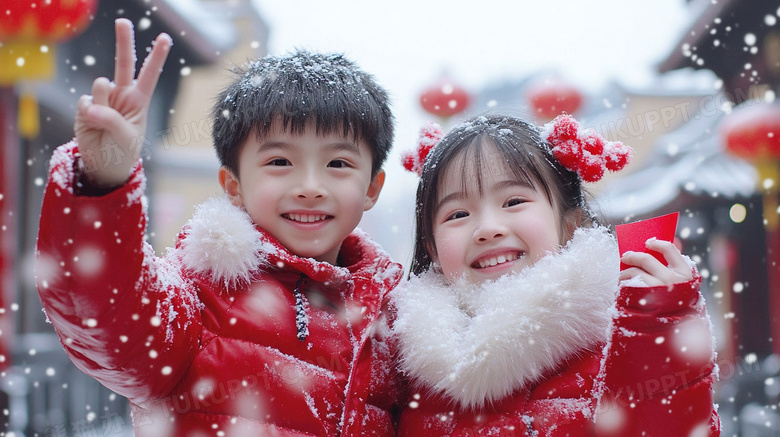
[721, 102, 780, 158]
[721, 101, 780, 229]
[0, 0, 97, 41]
[0, 0, 98, 137]
[420, 76, 471, 119]
[526, 78, 583, 121]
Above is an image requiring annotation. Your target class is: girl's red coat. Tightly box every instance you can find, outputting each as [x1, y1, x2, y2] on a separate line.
[394, 228, 721, 437]
[398, 279, 722, 436]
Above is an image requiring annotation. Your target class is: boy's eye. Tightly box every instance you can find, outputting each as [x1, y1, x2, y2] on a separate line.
[446, 211, 469, 221]
[504, 198, 525, 207]
[270, 158, 291, 166]
[327, 159, 348, 168]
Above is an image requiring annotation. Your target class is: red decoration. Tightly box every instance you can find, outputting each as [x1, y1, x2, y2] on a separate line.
[0, 0, 97, 42]
[420, 78, 471, 118]
[720, 102, 780, 159]
[527, 79, 583, 120]
[721, 102, 780, 357]
[721, 102, 780, 230]
[0, 0, 98, 136]
[402, 122, 444, 176]
[542, 114, 631, 183]
[616, 212, 679, 271]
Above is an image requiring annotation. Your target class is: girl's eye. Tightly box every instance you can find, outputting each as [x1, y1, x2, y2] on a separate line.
[328, 159, 348, 168]
[270, 158, 291, 166]
[446, 211, 469, 221]
[504, 198, 525, 208]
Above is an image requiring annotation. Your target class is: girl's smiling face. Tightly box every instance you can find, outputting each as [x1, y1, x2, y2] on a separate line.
[431, 144, 567, 285]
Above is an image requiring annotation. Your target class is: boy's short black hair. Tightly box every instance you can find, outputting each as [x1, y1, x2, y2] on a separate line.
[212, 50, 394, 178]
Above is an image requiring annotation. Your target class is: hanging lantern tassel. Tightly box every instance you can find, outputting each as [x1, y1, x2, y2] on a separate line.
[18, 90, 40, 139]
[0, 41, 56, 85]
[756, 157, 780, 230]
[0, 41, 54, 139]
[0, 0, 100, 139]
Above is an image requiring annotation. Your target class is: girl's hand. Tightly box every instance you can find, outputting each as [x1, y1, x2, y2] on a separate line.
[75, 18, 172, 188]
[619, 239, 693, 286]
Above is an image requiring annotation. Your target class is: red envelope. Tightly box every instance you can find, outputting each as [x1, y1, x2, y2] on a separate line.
[615, 212, 679, 271]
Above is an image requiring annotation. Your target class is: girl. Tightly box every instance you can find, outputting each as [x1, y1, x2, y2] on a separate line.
[393, 114, 720, 436]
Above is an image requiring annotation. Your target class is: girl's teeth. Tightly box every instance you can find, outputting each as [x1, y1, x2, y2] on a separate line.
[477, 253, 519, 268]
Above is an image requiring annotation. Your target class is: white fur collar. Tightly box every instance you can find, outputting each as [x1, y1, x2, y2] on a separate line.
[177, 196, 276, 288]
[392, 226, 620, 410]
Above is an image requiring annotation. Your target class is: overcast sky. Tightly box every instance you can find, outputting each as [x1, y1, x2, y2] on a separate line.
[251, 0, 693, 263]
[254, 0, 691, 129]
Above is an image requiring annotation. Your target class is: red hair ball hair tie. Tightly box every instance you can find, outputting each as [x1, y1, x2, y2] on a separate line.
[541, 114, 632, 182]
[401, 121, 444, 177]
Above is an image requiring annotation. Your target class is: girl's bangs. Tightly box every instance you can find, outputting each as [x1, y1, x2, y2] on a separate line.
[443, 135, 541, 200]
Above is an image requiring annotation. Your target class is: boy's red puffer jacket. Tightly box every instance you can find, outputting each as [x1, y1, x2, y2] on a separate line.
[36, 142, 404, 436]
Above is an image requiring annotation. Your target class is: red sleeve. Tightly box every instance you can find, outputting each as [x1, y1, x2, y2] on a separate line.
[596, 272, 721, 436]
[35, 141, 201, 404]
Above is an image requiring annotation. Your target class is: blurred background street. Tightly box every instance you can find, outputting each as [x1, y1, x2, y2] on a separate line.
[1, 0, 779, 435]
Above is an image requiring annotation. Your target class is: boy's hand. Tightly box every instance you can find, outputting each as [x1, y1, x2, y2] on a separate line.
[619, 239, 694, 287]
[75, 18, 172, 188]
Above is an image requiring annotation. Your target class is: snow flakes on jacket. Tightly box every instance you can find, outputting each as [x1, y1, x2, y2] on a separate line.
[392, 226, 620, 409]
[36, 141, 405, 437]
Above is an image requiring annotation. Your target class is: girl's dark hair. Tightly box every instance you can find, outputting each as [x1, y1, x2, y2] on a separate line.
[212, 50, 394, 178]
[409, 114, 599, 277]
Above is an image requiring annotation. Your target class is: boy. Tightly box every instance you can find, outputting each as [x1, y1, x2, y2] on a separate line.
[35, 19, 403, 436]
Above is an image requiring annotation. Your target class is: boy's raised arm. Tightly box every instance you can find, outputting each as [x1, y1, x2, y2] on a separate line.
[75, 18, 171, 189]
[35, 20, 201, 404]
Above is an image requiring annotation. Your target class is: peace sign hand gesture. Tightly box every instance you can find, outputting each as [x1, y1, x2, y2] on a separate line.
[75, 18, 172, 189]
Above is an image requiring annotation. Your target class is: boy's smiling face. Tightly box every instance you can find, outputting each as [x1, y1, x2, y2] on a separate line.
[219, 119, 384, 265]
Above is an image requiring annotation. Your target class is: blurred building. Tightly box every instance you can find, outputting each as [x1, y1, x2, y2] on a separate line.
[0, 0, 268, 434]
[603, 0, 780, 434]
[149, 0, 269, 254]
[3, 0, 779, 435]
[468, 1, 780, 435]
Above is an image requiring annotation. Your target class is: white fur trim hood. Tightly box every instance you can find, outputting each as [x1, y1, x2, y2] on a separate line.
[178, 196, 275, 287]
[391, 226, 620, 410]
